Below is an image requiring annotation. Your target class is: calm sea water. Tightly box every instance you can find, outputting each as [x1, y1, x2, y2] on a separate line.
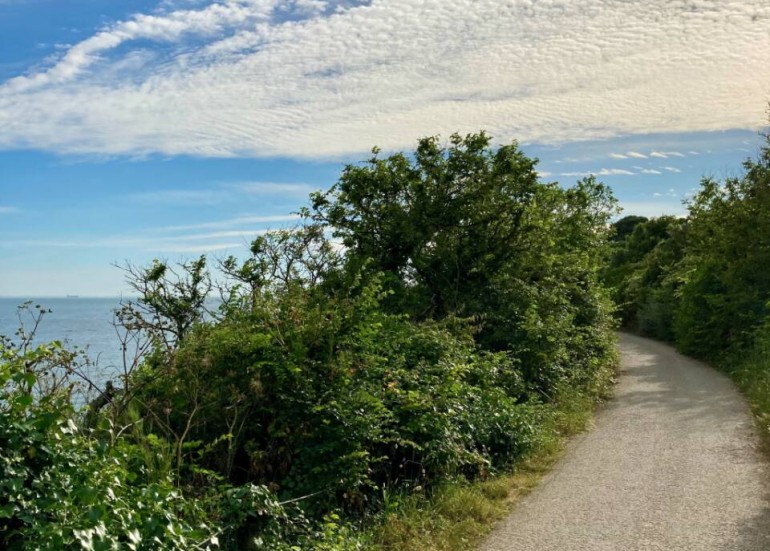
[0, 297, 125, 375]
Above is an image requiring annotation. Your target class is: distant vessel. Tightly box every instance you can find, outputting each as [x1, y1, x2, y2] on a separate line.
[66, 295, 80, 299]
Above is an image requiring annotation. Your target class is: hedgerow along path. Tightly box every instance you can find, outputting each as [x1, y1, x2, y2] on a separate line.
[481, 333, 770, 550]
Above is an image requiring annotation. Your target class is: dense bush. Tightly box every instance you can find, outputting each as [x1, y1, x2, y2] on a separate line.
[3, 133, 620, 548]
[0, 339, 219, 550]
[126, 241, 550, 512]
[604, 215, 685, 339]
[0, 330, 370, 550]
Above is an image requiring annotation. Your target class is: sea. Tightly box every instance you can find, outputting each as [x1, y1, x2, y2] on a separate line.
[0, 297, 127, 380]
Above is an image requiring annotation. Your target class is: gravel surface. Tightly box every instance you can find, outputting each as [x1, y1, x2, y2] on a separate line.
[481, 333, 770, 551]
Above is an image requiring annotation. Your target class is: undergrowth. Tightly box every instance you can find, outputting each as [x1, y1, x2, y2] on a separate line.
[724, 322, 770, 449]
[363, 382, 612, 551]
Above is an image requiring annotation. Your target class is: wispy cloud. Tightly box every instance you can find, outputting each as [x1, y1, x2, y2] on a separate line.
[650, 151, 685, 158]
[131, 182, 317, 205]
[131, 189, 225, 205]
[155, 214, 300, 232]
[640, 169, 662, 175]
[232, 182, 319, 197]
[625, 152, 648, 159]
[562, 168, 636, 177]
[0, 206, 19, 214]
[9, 228, 269, 249]
[151, 242, 243, 253]
[5, 227, 274, 256]
[0, 0, 768, 158]
[662, 166, 682, 173]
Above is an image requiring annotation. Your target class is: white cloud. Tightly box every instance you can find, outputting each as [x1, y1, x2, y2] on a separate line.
[130, 182, 316, 205]
[131, 189, 225, 205]
[150, 242, 243, 253]
[641, 169, 662, 175]
[9, 229, 268, 249]
[291, 0, 328, 16]
[625, 152, 648, 159]
[155, 214, 300, 232]
[662, 166, 682, 173]
[1, 0, 769, 158]
[562, 168, 636, 177]
[232, 182, 319, 197]
[599, 168, 636, 176]
[609, 153, 629, 159]
[650, 150, 686, 158]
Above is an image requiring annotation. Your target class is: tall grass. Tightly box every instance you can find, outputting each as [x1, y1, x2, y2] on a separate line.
[725, 324, 770, 445]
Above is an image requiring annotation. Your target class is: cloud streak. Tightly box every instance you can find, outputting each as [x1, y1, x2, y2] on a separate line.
[561, 168, 636, 177]
[1, 0, 769, 158]
[130, 181, 317, 205]
[650, 151, 686, 158]
[2, 213, 303, 254]
[155, 214, 300, 232]
[8, 228, 270, 250]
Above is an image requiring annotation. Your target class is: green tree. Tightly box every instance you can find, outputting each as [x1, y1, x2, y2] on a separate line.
[675, 142, 770, 356]
[309, 132, 546, 319]
[605, 215, 684, 331]
[310, 133, 618, 394]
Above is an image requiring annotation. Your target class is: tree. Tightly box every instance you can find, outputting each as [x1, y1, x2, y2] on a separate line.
[310, 132, 618, 394]
[675, 135, 770, 356]
[604, 215, 684, 329]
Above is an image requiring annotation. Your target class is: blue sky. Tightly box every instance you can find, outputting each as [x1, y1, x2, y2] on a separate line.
[0, 0, 768, 297]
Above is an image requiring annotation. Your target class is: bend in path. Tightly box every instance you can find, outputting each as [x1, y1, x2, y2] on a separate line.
[481, 333, 770, 551]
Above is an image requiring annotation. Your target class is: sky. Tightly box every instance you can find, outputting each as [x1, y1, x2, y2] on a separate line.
[0, 0, 769, 297]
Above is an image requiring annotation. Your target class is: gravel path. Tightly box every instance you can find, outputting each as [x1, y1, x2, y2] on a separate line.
[480, 333, 770, 550]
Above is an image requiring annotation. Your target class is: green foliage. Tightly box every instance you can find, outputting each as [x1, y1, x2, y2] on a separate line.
[726, 320, 770, 439]
[311, 133, 618, 395]
[674, 153, 770, 356]
[604, 215, 685, 333]
[608, 126, 770, 359]
[3, 132, 621, 549]
[0, 342, 221, 550]
[310, 133, 546, 319]
[609, 215, 648, 243]
[132, 276, 544, 511]
[124, 134, 617, 545]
